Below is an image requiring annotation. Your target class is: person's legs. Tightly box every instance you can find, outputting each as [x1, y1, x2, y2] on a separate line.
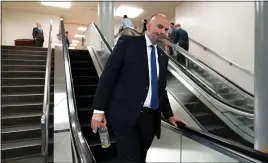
[113, 126, 140, 162]
[138, 112, 156, 162]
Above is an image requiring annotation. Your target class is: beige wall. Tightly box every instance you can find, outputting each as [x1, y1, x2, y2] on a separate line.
[176, 2, 254, 93]
[2, 8, 60, 48]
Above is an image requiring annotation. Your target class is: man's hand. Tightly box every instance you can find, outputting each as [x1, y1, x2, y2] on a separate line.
[91, 113, 107, 133]
[168, 116, 188, 128]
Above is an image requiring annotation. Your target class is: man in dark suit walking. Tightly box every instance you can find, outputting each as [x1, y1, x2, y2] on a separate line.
[32, 22, 44, 47]
[175, 24, 189, 66]
[91, 14, 187, 162]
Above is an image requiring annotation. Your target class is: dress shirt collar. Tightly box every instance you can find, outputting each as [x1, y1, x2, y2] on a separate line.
[145, 33, 157, 49]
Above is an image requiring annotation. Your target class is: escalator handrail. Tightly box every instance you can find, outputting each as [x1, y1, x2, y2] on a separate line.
[60, 19, 94, 163]
[41, 19, 53, 163]
[116, 28, 254, 117]
[117, 27, 254, 99]
[88, 24, 268, 162]
[162, 120, 268, 162]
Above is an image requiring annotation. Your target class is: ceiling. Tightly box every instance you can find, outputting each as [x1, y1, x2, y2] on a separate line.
[2, 1, 180, 25]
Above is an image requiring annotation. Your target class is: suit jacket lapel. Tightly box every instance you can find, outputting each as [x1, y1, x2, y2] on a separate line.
[157, 45, 164, 90]
[140, 35, 149, 87]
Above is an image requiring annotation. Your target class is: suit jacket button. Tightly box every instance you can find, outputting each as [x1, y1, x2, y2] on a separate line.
[141, 102, 144, 105]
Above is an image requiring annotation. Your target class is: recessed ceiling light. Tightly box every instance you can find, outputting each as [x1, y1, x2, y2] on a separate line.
[70, 43, 78, 46]
[115, 6, 143, 18]
[74, 34, 83, 38]
[72, 40, 80, 43]
[41, 0, 72, 9]
[77, 27, 87, 31]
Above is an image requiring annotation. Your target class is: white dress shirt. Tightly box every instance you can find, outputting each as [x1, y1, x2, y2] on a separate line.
[94, 33, 159, 114]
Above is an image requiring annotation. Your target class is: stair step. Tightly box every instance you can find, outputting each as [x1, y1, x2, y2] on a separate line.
[74, 85, 97, 95]
[1, 45, 48, 51]
[1, 59, 47, 65]
[1, 93, 53, 105]
[1, 112, 53, 128]
[1, 54, 48, 60]
[1, 102, 53, 115]
[71, 61, 95, 69]
[205, 125, 226, 131]
[71, 68, 97, 76]
[76, 95, 94, 107]
[72, 76, 99, 85]
[2, 155, 43, 163]
[1, 85, 53, 94]
[1, 139, 41, 160]
[1, 65, 50, 71]
[1, 78, 52, 86]
[2, 125, 41, 142]
[1, 71, 51, 78]
[1, 49, 47, 55]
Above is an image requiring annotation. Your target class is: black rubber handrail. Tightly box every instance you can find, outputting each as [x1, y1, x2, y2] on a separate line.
[116, 28, 254, 116]
[60, 19, 94, 163]
[162, 120, 268, 162]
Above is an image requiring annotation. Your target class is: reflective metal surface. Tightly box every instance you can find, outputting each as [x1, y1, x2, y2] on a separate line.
[41, 19, 53, 163]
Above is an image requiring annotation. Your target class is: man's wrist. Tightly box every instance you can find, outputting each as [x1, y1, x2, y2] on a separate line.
[93, 110, 105, 114]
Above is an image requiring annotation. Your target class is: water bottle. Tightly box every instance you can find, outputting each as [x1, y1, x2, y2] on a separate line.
[98, 123, 111, 148]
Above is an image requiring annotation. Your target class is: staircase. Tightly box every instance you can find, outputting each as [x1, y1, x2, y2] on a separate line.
[69, 49, 117, 162]
[1, 46, 54, 162]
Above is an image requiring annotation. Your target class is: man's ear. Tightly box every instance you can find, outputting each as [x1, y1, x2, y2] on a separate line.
[146, 23, 150, 31]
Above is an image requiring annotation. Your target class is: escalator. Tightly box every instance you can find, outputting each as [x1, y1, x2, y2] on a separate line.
[68, 49, 117, 162]
[58, 20, 268, 163]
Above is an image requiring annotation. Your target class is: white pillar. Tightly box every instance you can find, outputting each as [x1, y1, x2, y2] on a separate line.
[98, 1, 114, 47]
[254, 1, 268, 151]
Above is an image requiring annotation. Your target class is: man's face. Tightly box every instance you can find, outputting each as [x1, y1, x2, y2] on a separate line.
[147, 16, 169, 44]
[37, 23, 41, 28]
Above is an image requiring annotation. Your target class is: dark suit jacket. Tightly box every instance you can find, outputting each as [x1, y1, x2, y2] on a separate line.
[91, 35, 174, 139]
[175, 28, 189, 45]
[32, 27, 44, 40]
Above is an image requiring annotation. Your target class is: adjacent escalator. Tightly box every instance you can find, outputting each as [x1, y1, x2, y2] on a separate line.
[68, 49, 117, 162]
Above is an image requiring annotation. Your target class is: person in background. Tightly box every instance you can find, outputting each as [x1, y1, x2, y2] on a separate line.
[32, 22, 44, 47]
[175, 24, 189, 65]
[65, 31, 70, 47]
[119, 15, 134, 32]
[91, 14, 187, 162]
[168, 23, 176, 55]
[142, 19, 148, 33]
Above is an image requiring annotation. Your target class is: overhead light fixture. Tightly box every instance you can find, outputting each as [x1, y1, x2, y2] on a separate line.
[68, 47, 75, 49]
[115, 6, 143, 18]
[41, 0, 72, 9]
[74, 34, 83, 38]
[70, 43, 78, 46]
[77, 27, 87, 31]
[72, 40, 80, 44]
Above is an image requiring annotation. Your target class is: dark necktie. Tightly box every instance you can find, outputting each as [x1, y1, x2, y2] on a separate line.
[150, 45, 158, 110]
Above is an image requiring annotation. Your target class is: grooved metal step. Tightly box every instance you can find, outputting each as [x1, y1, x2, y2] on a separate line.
[2, 71, 53, 78]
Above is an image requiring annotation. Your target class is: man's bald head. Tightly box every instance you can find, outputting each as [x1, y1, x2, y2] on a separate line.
[146, 14, 169, 44]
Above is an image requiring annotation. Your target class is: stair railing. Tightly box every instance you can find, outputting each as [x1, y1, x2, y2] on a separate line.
[41, 19, 53, 163]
